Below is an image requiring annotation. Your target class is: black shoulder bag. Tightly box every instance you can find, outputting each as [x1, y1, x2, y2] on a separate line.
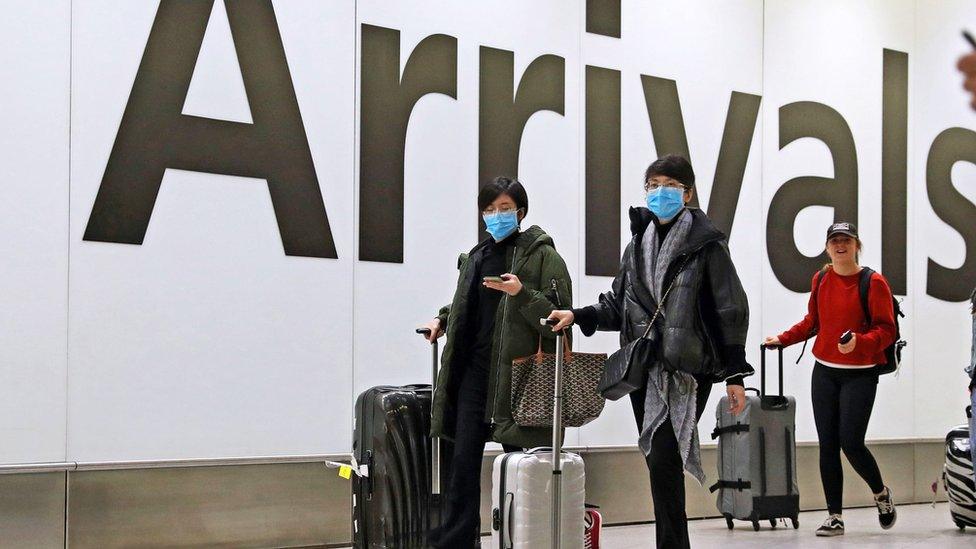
[597, 257, 689, 401]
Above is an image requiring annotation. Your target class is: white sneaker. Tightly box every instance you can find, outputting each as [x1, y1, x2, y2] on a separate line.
[875, 486, 897, 529]
[815, 514, 844, 537]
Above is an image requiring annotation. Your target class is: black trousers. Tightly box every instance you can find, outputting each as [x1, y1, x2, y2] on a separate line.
[811, 362, 885, 515]
[629, 375, 712, 549]
[432, 361, 519, 549]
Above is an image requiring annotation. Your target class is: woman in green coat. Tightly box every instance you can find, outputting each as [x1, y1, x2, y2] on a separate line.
[419, 176, 572, 548]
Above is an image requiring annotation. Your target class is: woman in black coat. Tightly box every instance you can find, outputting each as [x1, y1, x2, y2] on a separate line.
[549, 154, 753, 549]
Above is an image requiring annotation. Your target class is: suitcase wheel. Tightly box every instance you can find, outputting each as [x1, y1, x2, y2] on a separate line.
[791, 517, 799, 530]
[752, 520, 761, 531]
[770, 519, 777, 528]
[954, 520, 965, 531]
[725, 516, 734, 530]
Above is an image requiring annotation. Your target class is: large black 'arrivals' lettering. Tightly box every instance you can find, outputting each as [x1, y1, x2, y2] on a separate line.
[767, 102, 858, 292]
[585, 66, 621, 277]
[882, 49, 908, 295]
[479, 48, 565, 237]
[640, 75, 761, 238]
[584, 0, 621, 276]
[926, 128, 976, 302]
[359, 25, 457, 263]
[586, 0, 621, 38]
[84, 0, 337, 258]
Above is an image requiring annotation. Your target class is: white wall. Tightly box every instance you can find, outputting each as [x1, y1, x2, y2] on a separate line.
[577, 0, 765, 448]
[66, 0, 356, 460]
[0, 0, 70, 464]
[1, 0, 974, 463]
[762, 0, 917, 442]
[913, 0, 976, 438]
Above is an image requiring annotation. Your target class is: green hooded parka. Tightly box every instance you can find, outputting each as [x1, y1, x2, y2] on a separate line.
[430, 225, 572, 449]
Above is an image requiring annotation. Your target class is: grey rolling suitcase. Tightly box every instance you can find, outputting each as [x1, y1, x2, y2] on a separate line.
[709, 344, 800, 531]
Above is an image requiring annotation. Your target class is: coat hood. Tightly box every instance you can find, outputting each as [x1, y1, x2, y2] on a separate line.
[470, 225, 555, 265]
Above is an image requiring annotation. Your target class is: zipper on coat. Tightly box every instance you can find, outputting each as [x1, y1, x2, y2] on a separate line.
[550, 278, 562, 308]
[489, 245, 517, 425]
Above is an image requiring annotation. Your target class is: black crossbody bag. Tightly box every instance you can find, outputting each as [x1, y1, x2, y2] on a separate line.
[597, 257, 689, 400]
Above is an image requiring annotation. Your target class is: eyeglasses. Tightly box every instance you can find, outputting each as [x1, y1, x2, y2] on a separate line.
[645, 181, 688, 192]
[482, 205, 520, 215]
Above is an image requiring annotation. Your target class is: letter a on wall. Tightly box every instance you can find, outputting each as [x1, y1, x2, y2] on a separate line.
[84, 0, 337, 259]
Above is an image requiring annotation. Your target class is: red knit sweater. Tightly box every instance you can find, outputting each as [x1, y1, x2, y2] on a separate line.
[777, 267, 897, 367]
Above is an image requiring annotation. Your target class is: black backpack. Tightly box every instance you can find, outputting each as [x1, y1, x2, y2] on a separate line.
[804, 267, 906, 375]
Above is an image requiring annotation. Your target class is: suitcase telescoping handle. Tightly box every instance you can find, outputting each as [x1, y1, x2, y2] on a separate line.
[759, 343, 784, 398]
[415, 328, 439, 382]
[541, 318, 564, 549]
[416, 328, 441, 496]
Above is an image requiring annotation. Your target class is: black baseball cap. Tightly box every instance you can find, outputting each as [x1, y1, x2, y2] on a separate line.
[826, 222, 858, 241]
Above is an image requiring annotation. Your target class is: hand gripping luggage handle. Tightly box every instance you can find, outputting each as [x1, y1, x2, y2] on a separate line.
[759, 343, 784, 398]
[415, 328, 439, 377]
[416, 328, 441, 495]
[541, 318, 563, 549]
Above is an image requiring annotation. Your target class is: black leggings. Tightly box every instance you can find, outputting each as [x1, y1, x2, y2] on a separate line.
[433, 361, 519, 548]
[811, 362, 885, 514]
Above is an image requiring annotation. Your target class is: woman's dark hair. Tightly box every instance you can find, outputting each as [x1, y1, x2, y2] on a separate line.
[644, 154, 695, 188]
[478, 176, 529, 215]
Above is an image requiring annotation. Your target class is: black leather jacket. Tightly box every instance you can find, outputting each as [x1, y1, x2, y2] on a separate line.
[574, 207, 754, 384]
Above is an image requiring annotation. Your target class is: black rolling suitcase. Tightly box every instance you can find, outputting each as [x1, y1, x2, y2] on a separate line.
[352, 329, 450, 548]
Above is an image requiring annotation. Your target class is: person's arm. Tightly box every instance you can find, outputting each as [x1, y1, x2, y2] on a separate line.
[776, 272, 820, 347]
[509, 246, 573, 339]
[702, 241, 753, 384]
[570, 245, 632, 336]
[969, 290, 976, 391]
[856, 275, 897, 355]
[958, 51, 976, 110]
[435, 304, 451, 332]
[423, 252, 472, 340]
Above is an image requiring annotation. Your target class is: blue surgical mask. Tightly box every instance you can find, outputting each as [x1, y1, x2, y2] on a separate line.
[645, 186, 685, 221]
[483, 210, 519, 241]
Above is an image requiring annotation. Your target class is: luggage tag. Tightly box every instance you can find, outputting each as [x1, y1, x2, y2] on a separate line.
[324, 459, 366, 480]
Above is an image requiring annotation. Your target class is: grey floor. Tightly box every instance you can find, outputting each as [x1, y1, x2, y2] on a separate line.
[601, 503, 975, 548]
[336, 503, 974, 548]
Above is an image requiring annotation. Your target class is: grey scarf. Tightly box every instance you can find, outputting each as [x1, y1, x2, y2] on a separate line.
[637, 209, 704, 484]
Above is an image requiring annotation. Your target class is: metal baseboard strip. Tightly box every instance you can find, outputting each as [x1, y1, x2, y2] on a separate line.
[0, 437, 945, 474]
[0, 454, 352, 474]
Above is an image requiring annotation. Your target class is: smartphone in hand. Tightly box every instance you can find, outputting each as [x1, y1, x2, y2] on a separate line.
[483, 276, 506, 284]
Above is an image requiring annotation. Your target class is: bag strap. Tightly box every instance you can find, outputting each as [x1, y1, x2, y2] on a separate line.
[796, 268, 830, 364]
[858, 267, 875, 324]
[548, 277, 571, 360]
[640, 255, 692, 340]
[710, 423, 750, 440]
[531, 330, 572, 361]
[708, 480, 752, 493]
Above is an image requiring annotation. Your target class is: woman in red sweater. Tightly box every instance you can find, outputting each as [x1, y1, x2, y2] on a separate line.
[765, 222, 897, 538]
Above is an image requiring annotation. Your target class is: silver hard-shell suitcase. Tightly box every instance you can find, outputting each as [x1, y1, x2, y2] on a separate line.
[710, 344, 800, 531]
[490, 321, 585, 549]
